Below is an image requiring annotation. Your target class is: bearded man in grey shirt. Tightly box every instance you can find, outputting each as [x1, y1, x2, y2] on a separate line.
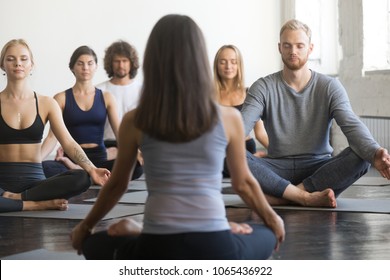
[241, 19, 390, 208]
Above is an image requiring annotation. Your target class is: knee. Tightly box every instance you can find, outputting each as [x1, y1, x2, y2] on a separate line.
[82, 231, 116, 260]
[348, 148, 371, 171]
[67, 170, 91, 191]
[131, 164, 144, 181]
[77, 170, 92, 189]
[82, 233, 101, 260]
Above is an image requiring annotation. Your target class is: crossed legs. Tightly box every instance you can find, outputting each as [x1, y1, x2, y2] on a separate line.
[247, 148, 369, 208]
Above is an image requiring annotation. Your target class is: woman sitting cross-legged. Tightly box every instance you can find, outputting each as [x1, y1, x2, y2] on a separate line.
[0, 39, 110, 213]
[71, 14, 285, 260]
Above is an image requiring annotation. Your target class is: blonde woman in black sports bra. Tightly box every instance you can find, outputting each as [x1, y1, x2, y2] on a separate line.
[213, 45, 268, 177]
[0, 39, 110, 213]
[214, 45, 268, 155]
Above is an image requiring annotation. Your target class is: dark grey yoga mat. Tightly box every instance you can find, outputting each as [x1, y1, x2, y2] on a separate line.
[90, 180, 232, 191]
[85, 191, 148, 204]
[222, 194, 390, 214]
[90, 179, 148, 190]
[86, 187, 233, 205]
[0, 204, 144, 219]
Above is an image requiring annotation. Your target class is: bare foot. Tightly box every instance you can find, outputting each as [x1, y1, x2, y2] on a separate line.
[254, 151, 267, 158]
[57, 157, 81, 170]
[2, 191, 22, 200]
[23, 199, 69, 211]
[303, 188, 337, 208]
[265, 194, 290, 206]
[229, 222, 253, 234]
[107, 218, 142, 236]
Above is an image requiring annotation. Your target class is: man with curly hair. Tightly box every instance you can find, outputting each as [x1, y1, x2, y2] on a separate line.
[96, 40, 143, 177]
[97, 40, 141, 149]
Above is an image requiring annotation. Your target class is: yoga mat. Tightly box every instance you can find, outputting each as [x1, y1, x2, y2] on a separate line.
[87, 187, 234, 205]
[222, 178, 232, 183]
[222, 194, 390, 214]
[91, 180, 232, 191]
[0, 204, 144, 220]
[1, 249, 84, 260]
[352, 176, 390, 186]
[89, 179, 148, 190]
[85, 191, 148, 204]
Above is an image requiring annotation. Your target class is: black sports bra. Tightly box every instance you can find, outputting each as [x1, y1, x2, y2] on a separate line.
[233, 103, 243, 111]
[0, 92, 44, 144]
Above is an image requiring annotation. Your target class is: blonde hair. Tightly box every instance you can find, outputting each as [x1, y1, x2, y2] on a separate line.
[213, 45, 245, 95]
[0, 39, 34, 70]
[280, 19, 312, 42]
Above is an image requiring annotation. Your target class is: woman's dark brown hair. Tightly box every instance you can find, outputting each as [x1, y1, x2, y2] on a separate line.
[68, 45, 97, 71]
[135, 14, 217, 142]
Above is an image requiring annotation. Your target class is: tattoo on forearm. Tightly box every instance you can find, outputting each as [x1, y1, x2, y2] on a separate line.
[73, 147, 93, 167]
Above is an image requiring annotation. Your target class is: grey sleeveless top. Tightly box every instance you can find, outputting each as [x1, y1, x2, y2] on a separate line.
[140, 113, 230, 234]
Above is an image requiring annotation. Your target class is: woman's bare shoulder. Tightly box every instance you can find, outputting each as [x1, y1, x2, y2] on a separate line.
[219, 104, 241, 120]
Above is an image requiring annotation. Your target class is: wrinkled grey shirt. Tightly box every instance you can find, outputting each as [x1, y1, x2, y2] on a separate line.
[241, 70, 379, 162]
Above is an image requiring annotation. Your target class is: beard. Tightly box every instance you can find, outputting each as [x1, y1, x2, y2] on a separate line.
[282, 55, 309, 71]
[114, 70, 128, 79]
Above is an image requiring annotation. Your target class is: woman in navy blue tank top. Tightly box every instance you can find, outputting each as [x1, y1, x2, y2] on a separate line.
[0, 39, 111, 213]
[71, 15, 285, 260]
[41, 46, 143, 181]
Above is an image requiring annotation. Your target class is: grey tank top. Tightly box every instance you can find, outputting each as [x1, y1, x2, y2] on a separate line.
[140, 114, 230, 234]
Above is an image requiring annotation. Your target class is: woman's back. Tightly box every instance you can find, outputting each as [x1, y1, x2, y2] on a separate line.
[141, 113, 230, 234]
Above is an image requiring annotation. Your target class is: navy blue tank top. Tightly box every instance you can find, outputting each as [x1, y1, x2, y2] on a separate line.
[0, 92, 44, 144]
[62, 88, 107, 148]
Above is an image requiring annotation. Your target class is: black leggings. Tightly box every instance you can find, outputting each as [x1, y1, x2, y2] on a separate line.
[223, 138, 257, 178]
[82, 224, 276, 260]
[0, 162, 91, 213]
[42, 146, 143, 180]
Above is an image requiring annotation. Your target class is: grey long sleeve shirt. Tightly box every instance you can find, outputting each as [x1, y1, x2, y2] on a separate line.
[241, 70, 380, 163]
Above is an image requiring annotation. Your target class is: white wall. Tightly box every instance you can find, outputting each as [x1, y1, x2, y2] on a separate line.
[0, 0, 282, 96]
[338, 0, 390, 117]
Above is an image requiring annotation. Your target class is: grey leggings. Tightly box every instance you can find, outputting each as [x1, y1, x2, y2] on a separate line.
[246, 147, 370, 198]
[0, 162, 91, 212]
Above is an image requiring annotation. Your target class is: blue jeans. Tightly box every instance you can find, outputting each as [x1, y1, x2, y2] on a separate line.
[246, 147, 370, 197]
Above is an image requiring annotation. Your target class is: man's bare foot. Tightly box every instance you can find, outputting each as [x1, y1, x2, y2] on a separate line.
[265, 194, 290, 206]
[23, 199, 69, 211]
[229, 222, 253, 234]
[108, 218, 142, 236]
[303, 188, 337, 208]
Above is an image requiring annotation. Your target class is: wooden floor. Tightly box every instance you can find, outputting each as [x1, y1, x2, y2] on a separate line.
[1, 168, 390, 260]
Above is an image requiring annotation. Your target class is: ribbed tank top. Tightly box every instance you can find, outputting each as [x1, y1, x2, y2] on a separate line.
[140, 114, 230, 234]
